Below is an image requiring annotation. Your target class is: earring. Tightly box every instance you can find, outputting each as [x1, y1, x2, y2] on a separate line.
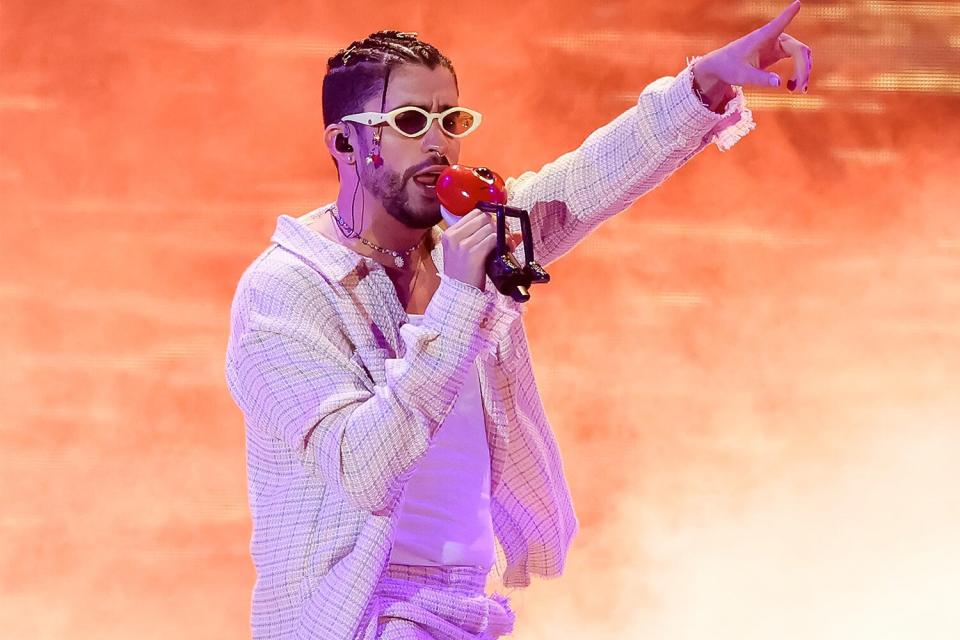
[366, 127, 383, 168]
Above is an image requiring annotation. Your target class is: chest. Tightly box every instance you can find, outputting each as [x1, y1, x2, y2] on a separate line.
[394, 255, 441, 315]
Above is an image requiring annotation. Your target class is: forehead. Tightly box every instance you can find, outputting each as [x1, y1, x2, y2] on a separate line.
[372, 64, 459, 111]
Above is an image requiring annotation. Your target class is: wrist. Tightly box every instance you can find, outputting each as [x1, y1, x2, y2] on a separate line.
[691, 59, 734, 113]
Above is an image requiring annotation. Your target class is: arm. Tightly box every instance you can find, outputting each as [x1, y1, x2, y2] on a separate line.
[505, 63, 753, 268]
[225, 270, 518, 514]
[505, 1, 812, 268]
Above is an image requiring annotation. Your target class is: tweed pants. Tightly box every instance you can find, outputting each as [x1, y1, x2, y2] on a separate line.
[374, 564, 515, 639]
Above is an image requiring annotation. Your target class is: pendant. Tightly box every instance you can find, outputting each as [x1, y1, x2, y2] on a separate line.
[394, 255, 404, 268]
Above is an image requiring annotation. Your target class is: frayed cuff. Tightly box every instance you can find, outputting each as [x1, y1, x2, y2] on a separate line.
[685, 56, 757, 152]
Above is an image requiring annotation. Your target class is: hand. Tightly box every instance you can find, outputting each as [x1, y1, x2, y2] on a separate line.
[692, 1, 813, 109]
[441, 209, 498, 291]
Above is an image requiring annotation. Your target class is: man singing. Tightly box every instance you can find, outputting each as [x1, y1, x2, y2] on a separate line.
[225, 4, 812, 638]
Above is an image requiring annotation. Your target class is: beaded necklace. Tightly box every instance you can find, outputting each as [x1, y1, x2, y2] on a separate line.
[327, 203, 422, 268]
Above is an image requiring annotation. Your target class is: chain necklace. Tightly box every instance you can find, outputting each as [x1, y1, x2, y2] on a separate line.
[327, 203, 422, 268]
[406, 244, 425, 313]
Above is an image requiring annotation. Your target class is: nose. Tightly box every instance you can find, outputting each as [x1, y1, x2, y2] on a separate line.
[421, 117, 451, 158]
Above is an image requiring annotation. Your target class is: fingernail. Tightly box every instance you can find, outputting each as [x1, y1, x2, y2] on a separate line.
[787, 79, 796, 91]
[769, 76, 780, 88]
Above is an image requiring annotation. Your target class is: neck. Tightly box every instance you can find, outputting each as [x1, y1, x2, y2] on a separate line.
[332, 192, 429, 254]
[327, 196, 432, 272]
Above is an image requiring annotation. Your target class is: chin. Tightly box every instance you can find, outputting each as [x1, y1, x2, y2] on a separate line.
[389, 201, 441, 230]
[406, 192, 442, 228]
[411, 208, 442, 229]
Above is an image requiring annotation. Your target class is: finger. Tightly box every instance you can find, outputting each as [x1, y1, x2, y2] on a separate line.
[780, 34, 813, 92]
[473, 232, 498, 254]
[453, 208, 485, 226]
[466, 209, 498, 228]
[450, 208, 492, 236]
[468, 231, 498, 261]
[507, 231, 523, 251]
[463, 221, 495, 248]
[747, 1, 802, 46]
[734, 64, 782, 89]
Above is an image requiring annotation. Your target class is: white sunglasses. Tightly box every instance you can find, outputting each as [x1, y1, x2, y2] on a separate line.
[341, 105, 482, 138]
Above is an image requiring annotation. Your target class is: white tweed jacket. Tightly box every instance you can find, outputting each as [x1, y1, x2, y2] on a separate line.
[225, 64, 754, 639]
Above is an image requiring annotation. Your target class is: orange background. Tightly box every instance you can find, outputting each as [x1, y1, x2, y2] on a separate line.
[3, 1, 959, 638]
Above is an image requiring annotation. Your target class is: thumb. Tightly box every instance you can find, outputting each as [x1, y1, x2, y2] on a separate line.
[738, 66, 781, 88]
[507, 231, 523, 251]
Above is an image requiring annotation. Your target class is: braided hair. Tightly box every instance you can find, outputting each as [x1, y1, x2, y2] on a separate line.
[322, 30, 458, 129]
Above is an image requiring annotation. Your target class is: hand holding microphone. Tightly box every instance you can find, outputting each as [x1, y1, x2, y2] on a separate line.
[440, 209, 499, 291]
[436, 165, 550, 303]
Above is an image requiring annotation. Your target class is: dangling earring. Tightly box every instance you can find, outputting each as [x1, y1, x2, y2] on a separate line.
[366, 127, 383, 168]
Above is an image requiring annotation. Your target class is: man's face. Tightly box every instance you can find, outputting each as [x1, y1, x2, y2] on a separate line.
[354, 64, 461, 230]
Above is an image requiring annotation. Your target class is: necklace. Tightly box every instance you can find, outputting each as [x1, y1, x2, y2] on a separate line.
[406, 245, 426, 313]
[327, 203, 423, 269]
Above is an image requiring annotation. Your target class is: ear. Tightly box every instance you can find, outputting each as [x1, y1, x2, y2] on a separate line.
[324, 122, 356, 166]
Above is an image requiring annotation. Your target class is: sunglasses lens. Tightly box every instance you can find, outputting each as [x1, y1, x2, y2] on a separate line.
[442, 109, 475, 135]
[393, 109, 429, 135]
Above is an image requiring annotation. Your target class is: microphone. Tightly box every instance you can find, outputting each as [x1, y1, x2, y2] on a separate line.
[436, 165, 550, 303]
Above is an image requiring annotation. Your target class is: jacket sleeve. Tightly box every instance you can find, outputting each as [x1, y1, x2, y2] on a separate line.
[505, 62, 756, 268]
[225, 269, 519, 514]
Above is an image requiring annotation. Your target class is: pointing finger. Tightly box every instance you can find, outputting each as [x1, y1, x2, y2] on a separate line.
[752, 1, 802, 43]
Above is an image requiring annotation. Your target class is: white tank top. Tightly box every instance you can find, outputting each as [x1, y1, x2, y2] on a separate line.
[388, 313, 496, 570]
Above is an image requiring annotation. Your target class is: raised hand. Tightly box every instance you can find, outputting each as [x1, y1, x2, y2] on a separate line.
[692, 1, 813, 111]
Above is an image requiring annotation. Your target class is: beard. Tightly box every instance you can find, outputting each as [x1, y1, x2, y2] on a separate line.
[360, 163, 441, 230]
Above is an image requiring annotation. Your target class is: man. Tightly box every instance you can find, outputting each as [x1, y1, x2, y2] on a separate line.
[225, 5, 811, 639]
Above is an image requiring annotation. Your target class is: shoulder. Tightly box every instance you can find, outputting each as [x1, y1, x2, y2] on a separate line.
[229, 243, 343, 343]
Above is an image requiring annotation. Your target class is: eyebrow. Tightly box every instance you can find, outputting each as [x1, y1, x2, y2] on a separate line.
[392, 103, 456, 112]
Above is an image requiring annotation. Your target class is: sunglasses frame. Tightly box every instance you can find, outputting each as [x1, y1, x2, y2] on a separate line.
[341, 106, 483, 139]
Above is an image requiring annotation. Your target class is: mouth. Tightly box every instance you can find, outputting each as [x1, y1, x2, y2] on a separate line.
[412, 171, 440, 195]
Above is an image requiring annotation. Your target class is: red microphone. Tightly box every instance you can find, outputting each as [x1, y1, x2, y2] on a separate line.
[436, 165, 507, 218]
[435, 165, 550, 302]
